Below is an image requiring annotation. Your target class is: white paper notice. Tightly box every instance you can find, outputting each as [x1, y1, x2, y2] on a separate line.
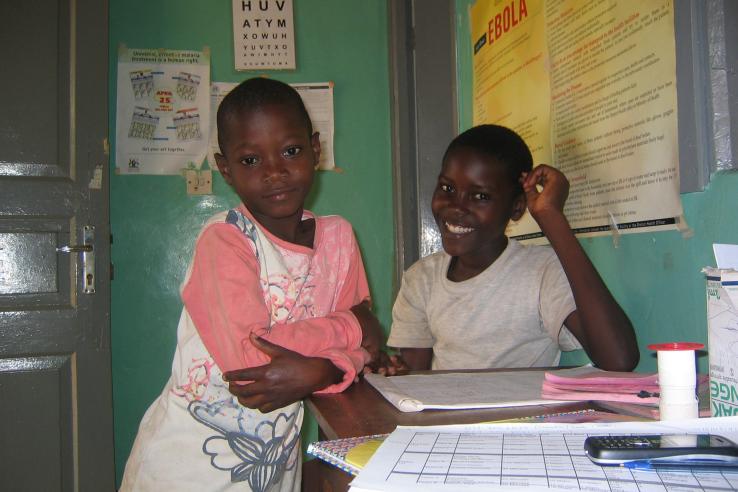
[207, 82, 239, 171]
[351, 417, 738, 491]
[115, 47, 210, 175]
[292, 83, 335, 170]
[207, 81, 336, 171]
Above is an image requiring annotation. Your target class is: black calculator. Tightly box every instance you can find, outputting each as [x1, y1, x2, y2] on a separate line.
[584, 434, 738, 466]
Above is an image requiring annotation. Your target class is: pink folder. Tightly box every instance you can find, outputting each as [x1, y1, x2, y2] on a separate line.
[542, 369, 659, 405]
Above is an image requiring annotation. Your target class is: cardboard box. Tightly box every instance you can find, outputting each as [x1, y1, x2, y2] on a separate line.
[704, 267, 738, 416]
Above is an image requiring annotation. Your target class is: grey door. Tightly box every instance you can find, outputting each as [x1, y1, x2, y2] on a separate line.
[0, 0, 114, 490]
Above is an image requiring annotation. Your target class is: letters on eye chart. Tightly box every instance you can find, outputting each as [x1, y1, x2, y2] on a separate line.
[232, 0, 296, 70]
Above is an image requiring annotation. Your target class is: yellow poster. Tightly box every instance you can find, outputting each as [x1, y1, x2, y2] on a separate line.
[471, 0, 683, 240]
[471, 0, 550, 164]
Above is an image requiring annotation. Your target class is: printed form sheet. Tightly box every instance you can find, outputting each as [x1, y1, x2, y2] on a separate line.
[350, 417, 738, 491]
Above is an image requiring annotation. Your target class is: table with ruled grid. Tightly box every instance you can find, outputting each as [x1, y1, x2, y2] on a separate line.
[377, 431, 738, 491]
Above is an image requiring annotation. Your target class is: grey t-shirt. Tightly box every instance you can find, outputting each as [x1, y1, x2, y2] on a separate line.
[387, 239, 581, 369]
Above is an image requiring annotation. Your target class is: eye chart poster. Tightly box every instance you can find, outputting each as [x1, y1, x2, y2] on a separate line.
[208, 81, 336, 170]
[115, 46, 210, 175]
[471, 0, 683, 240]
[233, 0, 296, 70]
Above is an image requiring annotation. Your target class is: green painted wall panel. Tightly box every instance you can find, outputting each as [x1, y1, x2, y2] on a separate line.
[454, 0, 736, 374]
[109, 0, 393, 483]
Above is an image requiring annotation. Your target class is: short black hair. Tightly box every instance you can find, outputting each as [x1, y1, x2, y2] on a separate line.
[444, 124, 533, 195]
[216, 77, 313, 152]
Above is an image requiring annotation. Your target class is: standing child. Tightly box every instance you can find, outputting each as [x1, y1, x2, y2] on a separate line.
[383, 124, 639, 373]
[121, 77, 382, 491]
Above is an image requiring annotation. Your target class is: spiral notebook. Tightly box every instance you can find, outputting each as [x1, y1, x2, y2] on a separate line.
[306, 434, 388, 476]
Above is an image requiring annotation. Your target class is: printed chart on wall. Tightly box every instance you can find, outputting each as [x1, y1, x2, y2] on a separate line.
[232, 0, 296, 70]
[471, 0, 684, 240]
[115, 46, 210, 175]
[208, 81, 336, 171]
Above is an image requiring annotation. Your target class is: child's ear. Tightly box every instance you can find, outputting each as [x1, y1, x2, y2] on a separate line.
[510, 193, 527, 221]
[311, 132, 321, 168]
[214, 153, 233, 185]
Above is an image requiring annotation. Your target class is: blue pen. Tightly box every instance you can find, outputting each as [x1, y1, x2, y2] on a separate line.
[622, 460, 738, 473]
[620, 461, 652, 471]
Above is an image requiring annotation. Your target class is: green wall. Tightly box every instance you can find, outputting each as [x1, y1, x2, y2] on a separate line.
[109, 0, 393, 484]
[454, 1, 738, 373]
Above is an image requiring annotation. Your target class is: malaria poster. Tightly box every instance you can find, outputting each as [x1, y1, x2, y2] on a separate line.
[115, 46, 210, 175]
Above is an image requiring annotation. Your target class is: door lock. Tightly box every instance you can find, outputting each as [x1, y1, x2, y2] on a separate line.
[56, 225, 95, 293]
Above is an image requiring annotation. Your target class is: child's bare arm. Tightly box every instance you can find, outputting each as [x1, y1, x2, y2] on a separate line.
[223, 333, 343, 413]
[399, 347, 433, 371]
[521, 165, 639, 371]
[350, 300, 384, 369]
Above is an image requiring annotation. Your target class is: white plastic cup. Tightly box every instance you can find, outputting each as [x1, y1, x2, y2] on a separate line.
[648, 342, 703, 421]
[656, 350, 697, 387]
[659, 386, 699, 404]
[660, 400, 699, 420]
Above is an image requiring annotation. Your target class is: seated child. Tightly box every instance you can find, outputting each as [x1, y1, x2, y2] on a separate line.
[383, 124, 639, 373]
[121, 77, 382, 491]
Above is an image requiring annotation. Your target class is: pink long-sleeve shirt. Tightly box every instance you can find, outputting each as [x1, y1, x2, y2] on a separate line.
[181, 205, 371, 392]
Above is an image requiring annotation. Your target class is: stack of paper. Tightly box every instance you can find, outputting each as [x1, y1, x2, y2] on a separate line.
[364, 370, 569, 412]
[365, 366, 670, 413]
[541, 369, 661, 405]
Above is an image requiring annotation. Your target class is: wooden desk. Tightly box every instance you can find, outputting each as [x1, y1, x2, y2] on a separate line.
[302, 372, 603, 492]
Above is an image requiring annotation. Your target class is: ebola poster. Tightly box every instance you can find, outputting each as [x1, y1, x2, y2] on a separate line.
[471, 0, 683, 240]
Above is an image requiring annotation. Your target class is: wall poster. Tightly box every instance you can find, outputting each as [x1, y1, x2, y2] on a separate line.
[471, 0, 683, 240]
[115, 46, 210, 175]
[233, 0, 296, 70]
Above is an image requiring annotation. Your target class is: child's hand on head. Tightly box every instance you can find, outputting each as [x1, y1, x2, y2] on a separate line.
[520, 164, 569, 221]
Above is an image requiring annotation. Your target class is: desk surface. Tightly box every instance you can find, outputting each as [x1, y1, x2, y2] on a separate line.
[303, 371, 609, 491]
[306, 371, 601, 441]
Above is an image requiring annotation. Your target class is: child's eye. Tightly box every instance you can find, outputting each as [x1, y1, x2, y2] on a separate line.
[439, 183, 453, 193]
[473, 192, 490, 201]
[283, 146, 302, 157]
[239, 156, 259, 166]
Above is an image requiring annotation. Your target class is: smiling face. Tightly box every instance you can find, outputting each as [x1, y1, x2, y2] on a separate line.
[215, 103, 320, 234]
[431, 146, 526, 275]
